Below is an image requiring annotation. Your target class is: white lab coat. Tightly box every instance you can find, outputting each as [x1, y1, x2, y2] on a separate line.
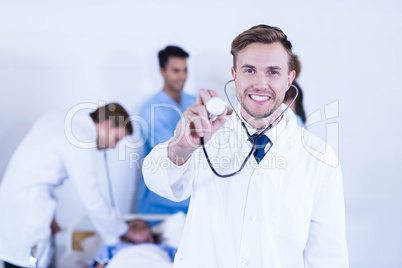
[143, 106, 349, 268]
[0, 111, 128, 267]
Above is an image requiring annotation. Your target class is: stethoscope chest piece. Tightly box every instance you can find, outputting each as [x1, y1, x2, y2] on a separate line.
[206, 97, 227, 117]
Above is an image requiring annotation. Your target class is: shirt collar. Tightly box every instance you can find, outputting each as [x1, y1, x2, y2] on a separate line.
[160, 90, 188, 107]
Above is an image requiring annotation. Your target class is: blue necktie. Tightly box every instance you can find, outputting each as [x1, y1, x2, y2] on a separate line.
[250, 133, 270, 164]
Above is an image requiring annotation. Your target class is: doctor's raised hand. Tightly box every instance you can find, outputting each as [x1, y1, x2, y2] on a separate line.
[168, 89, 228, 166]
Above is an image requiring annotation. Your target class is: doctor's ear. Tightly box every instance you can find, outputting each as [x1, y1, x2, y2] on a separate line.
[231, 67, 237, 81]
[98, 120, 112, 131]
[287, 70, 296, 86]
[103, 119, 111, 126]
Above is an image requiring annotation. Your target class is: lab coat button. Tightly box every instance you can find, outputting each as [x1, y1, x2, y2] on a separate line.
[249, 215, 256, 222]
[241, 260, 249, 267]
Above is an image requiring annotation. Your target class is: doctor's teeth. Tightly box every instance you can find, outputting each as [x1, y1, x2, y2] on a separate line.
[250, 95, 269, 101]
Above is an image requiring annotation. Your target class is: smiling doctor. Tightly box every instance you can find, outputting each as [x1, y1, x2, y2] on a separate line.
[142, 25, 349, 268]
[0, 103, 138, 268]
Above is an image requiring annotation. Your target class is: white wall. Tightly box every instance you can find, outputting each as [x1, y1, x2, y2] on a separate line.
[1, 0, 401, 267]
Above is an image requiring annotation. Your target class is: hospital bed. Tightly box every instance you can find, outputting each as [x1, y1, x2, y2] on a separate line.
[60, 212, 186, 268]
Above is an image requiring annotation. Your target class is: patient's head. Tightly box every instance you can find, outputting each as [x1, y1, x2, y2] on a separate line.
[122, 219, 162, 244]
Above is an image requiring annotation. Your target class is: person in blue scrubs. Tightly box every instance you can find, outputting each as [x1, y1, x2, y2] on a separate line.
[137, 46, 196, 214]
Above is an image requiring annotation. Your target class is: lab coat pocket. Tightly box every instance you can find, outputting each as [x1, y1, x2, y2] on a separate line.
[270, 187, 313, 246]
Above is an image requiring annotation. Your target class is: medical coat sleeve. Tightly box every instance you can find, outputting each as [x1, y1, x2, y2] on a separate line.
[64, 140, 128, 245]
[303, 162, 349, 267]
[142, 140, 196, 202]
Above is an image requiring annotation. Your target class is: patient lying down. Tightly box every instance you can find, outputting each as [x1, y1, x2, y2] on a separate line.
[89, 219, 177, 268]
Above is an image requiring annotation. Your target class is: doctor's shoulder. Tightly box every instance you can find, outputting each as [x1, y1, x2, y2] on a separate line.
[24, 111, 67, 136]
[293, 126, 340, 170]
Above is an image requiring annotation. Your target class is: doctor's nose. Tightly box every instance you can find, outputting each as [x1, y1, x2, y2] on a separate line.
[179, 71, 187, 80]
[253, 73, 269, 90]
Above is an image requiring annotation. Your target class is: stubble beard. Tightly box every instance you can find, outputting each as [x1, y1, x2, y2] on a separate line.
[237, 89, 282, 120]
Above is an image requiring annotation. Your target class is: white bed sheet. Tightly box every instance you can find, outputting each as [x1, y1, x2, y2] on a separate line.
[58, 212, 186, 268]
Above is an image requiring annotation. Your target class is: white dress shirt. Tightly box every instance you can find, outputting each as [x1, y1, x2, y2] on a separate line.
[0, 111, 128, 267]
[143, 105, 348, 268]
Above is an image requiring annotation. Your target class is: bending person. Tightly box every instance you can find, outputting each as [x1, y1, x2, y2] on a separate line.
[0, 103, 137, 268]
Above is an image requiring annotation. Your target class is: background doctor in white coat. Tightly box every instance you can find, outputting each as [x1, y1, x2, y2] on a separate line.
[0, 103, 137, 268]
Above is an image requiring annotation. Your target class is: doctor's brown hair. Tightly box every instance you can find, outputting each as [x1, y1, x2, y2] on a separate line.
[90, 103, 133, 135]
[231, 24, 294, 73]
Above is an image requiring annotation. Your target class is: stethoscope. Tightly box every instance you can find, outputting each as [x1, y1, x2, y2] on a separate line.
[104, 151, 116, 208]
[200, 79, 299, 178]
[29, 236, 55, 268]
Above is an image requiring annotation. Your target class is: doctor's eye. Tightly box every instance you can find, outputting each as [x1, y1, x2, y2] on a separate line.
[269, 70, 279, 75]
[245, 69, 255, 74]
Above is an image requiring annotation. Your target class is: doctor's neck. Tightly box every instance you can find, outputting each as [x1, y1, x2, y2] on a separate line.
[240, 107, 283, 131]
[163, 86, 182, 105]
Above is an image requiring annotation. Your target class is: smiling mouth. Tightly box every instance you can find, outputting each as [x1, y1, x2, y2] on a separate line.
[249, 94, 270, 102]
